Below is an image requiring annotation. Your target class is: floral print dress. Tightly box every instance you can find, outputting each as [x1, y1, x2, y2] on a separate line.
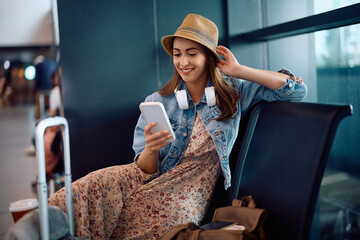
[48, 114, 221, 239]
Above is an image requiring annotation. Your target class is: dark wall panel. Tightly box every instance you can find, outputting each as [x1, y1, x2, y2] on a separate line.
[57, 0, 158, 180]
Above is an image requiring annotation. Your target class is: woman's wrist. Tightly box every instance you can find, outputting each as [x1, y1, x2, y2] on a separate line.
[136, 148, 159, 174]
[234, 64, 245, 79]
[233, 64, 252, 80]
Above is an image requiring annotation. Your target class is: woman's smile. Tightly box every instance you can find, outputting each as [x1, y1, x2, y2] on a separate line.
[180, 68, 194, 74]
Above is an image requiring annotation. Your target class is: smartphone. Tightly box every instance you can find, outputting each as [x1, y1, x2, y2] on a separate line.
[139, 102, 176, 142]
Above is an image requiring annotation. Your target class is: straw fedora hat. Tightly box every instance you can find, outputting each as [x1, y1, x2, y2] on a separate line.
[161, 13, 220, 62]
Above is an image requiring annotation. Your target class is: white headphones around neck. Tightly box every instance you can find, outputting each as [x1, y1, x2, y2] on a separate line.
[175, 86, 216, 110]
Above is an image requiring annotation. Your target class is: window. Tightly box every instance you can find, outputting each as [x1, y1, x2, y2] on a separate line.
[315, 24, 360, 68]
[228, 1, 360, 239]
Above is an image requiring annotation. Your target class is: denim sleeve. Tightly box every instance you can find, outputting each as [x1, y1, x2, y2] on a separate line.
[132, 115, 146, 159]
[132, 95, 153, 159]
[232, 68, 308, 116]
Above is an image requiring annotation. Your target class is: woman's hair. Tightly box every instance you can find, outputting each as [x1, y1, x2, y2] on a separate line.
[158, 48, 240, 121]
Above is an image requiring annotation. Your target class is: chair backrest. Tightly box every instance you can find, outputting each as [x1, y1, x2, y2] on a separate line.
[201, 101, 266, 225]
[230, 101, 352, 240]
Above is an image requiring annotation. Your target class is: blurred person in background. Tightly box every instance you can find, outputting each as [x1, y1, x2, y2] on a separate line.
[0, 68, 13, 106]
[31, 69, 64, 191]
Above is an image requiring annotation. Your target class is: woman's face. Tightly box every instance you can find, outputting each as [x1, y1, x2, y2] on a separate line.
[172, 37, 208, 85]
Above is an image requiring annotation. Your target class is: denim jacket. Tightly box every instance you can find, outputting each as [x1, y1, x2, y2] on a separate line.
[133, 69, 307, 189]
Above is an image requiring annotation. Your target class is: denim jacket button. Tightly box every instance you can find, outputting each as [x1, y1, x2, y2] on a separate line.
[288, 82, 294, 88]
[173, 153, 178, 158]
[182, 132, 187, 137]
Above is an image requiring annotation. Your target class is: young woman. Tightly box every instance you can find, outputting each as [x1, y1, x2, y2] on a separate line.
[48, 13, 307, 239]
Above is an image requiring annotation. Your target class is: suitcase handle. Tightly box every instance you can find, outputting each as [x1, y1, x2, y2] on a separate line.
[35, 116, 74, 239]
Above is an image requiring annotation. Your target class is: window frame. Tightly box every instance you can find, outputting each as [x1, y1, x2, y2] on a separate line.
[230, 3, 360, 42]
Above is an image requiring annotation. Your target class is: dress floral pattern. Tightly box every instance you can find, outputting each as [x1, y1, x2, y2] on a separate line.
[48, 114, 220, 239]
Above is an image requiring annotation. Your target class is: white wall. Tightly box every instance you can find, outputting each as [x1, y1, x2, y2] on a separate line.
[0, 0, 56, 47]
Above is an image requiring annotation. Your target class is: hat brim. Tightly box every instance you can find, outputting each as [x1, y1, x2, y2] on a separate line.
[161, 34, 220, 63]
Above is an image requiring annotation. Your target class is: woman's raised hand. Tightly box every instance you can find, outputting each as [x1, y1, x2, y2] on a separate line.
[216, 45, 241, 77]
[217, 45, 289, 89]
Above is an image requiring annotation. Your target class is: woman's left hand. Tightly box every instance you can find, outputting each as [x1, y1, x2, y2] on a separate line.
[216, 45, 241, 77]
[216, 45, 289, 89]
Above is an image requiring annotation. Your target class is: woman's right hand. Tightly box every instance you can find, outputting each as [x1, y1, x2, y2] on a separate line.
[136, 122, 172, 174]
[143, 122, 172, 153]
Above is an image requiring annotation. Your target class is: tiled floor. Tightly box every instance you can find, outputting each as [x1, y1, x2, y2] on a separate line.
[0, 105, 37, 238]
